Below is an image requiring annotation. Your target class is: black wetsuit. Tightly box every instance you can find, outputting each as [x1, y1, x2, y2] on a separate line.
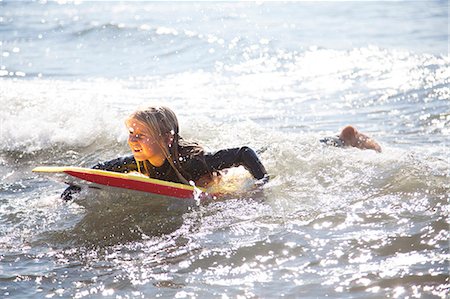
[320, 136, 344, 147]
[61, 147, 267, 200]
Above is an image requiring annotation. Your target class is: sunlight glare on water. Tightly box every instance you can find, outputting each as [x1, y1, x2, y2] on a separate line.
[0, 1, 449, 298]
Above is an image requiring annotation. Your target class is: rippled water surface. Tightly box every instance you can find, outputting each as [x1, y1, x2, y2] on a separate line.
[0, 1, 449, 298]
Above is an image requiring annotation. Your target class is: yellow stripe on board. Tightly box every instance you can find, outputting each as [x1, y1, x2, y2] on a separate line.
[32, 166, 205, 192]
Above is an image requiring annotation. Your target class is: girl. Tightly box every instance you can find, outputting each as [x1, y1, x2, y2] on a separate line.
[62, 106, 268, 200]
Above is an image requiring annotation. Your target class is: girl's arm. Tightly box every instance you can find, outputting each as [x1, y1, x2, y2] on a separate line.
[205, 147, 268, 182]
[91, 155, 138, 172]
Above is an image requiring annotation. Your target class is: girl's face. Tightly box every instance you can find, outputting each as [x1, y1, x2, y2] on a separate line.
[126, 118, 165, 166]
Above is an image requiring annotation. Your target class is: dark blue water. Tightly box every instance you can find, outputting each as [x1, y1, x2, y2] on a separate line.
[0, 1, 449, 298]
[1, 1, 448, 78]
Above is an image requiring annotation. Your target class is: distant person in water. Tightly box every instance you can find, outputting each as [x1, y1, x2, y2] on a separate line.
[320, 125, 382, 153]
[62, 106, 268, 200]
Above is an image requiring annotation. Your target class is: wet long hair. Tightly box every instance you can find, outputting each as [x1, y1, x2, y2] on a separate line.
[128, 106, 212, 185]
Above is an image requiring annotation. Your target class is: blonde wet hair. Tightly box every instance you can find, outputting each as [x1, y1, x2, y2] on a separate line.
[128, 106, 208, 185]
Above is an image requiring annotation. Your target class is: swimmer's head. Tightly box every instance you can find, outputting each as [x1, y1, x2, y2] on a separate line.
[126, 105, 194, 183]
[339, 125, 382, 152]
[125, 106, 178, 164]
[128, 106, 178, 141]
[339, 125, 358, 146]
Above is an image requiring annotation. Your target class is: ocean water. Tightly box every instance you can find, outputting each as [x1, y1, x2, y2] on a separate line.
[0, 1, 449, 298]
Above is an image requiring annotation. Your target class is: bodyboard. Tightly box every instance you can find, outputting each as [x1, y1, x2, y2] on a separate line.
[32, 166, 205, 199]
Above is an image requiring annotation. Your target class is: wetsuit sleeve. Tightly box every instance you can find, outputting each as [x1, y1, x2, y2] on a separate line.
[61, 185, 81, 201]
[205, 147, 268, 181]
[320, 136, 344, 147]
[91, 155, 138, 173]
